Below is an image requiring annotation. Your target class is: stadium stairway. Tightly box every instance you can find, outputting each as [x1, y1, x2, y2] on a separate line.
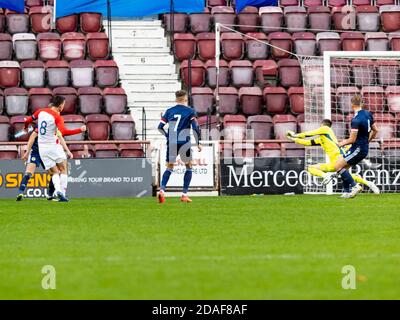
[104, 17, 181, 142]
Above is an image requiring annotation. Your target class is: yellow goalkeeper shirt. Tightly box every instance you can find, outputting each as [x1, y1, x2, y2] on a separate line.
[294, 125, 346, 163]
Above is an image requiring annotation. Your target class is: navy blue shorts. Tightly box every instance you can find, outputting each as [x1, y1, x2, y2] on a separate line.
[29, 149, 45, 169]
[344, 146, 368, 166]
[166, 142, 192, 163]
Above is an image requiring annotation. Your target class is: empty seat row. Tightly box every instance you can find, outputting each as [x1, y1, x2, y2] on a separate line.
[0, 59, 119, 88]
[174, 31, 400, 63]
[0, 87, 127, 116]
[192, 86, 304, 115]
[180, 58, 301, 88]
[164, 5, 400, 34]
[0, 113, 135, 142]
[0, 32, 109, 61]
[0, 8, 102, 35]
[0, 143, 144, 159]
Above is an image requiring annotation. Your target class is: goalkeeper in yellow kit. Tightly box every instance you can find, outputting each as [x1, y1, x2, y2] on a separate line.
[287, 119, 379, 195]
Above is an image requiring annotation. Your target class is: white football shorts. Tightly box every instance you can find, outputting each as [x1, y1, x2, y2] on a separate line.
[39, 143, 66, 170]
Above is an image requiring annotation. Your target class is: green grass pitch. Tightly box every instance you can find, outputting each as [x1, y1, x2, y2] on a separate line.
[0, 194, 399, 300]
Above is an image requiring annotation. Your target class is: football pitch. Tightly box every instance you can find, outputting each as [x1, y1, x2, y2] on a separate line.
[0, 194, 399, 300]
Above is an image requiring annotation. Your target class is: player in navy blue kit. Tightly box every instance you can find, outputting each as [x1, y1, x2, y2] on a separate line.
[328, 95, 379, 198]
[157, 90, 202, 203]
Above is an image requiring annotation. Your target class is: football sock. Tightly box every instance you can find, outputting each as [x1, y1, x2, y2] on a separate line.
[18, 172, 32, 193]
[183, 168, 193, 194]
[339, 168, 356, 188]
[48, 178, 55, 197]
[160, 168, 173, 192]
[52, 174, 62, 195]
[342, 179, 350, 193]
[308, 166, 325, 178]
[352, 174, 369, 187]
[60, 174, 68, 195]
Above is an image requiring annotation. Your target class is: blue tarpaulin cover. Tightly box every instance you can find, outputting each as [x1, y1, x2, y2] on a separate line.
[0, 0, 24, 13]
[235, 0, 279, 13]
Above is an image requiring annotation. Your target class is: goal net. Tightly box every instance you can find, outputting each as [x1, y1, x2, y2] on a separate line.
[299, 52, 400, 194]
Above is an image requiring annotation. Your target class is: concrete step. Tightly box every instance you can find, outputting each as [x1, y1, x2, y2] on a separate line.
[121, 73, 179, 80]
[111, 28, 165, 39]
[129, 101, 176, 109]
[128, 91, 176, 102]
[121, 79, 179, 85]
[120, 64, 176, 76]
[104, 18, 161, 27]
[113, 37, 167, 48]
[125, 82, 181, 93]
[116, 55, 174, 66]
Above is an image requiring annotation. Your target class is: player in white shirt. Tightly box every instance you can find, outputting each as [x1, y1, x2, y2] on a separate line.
[24, 96, 86, 202]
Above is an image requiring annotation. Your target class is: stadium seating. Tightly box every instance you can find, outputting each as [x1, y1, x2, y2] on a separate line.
[80, 12, 102, 33]
[37, 32, 61, 61]
[86, 114, 110, 141]
[212, 6, 236, 32]
[189, 9, 211, 34]
[361, 86, 385, 112]
[63, 114, 86, 141]
[30, 6, 52, 34]
[205, 59, 229, 88]
[385, 86, 400, 112]
[245, 32, 268, 60]
[174, 33, 196, 61]
[273, 114, 297, 140]
[87, 32, 109, 60]
[10, 115, 29, 141]
[288, 87, 304, 114]
[29, 88, 52, 113]
[69, 143, 94, 158]
[192, 87, 214, 115]
[94, 143, 119, 158]
[119, 143, 144, 158]
[94, 60, 119, 88]
[0, 33, 12, 60]
[70, 59, 94, 88]
[282, 142, 305, 157]
[163, 13, 188, 33]
[230, 60, 253, 87]
[223, 114, 247, 140]
[257, 143, 281, 157]
[13, 33, 37, 61]
[217, 87, 239, 115]
[21, 60, 45, 88]
[292, 32, 316, 56]
[111, 114, 136, 140]
[268, 32, 292, 59]
[78, 87, 102, 115]
[6, 9, 29, 35]
[0, 89, 3, 114]
[103, 88, 127, 115]
[221, 32, 244, 60]
[260, 6, 283, 33]
[4, 87, 28, 115]
[46, 60, 70, 87]
[0, 145, 18, 159]
[181, 60, 205, 87]
[264, 87, 288, 114]
[239, 86, 263, 115]
[56, 14, 78, 34]
[247, 115, 273, 140]
[237, 6, 258, 33]
[0, 115, 9, 141]
[197, 32, 216, 61]
[53, 87, 77, 114]
[308, 6, 331, 31]
[284, 6, 307, 33]
[61, 32, 86, 61]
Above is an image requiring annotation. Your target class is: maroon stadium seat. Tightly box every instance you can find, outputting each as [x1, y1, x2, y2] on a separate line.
[103, 87, 127, 115]
[180, 60, 205, 87]
[0, 33, 12, 60]
[390, 33, 400, 51]
[119, 144, 144, 158]
[26, 0, 44, 6]
[13, 33, 37, 61]
[365, 32, 389, 51]
[196, 32, 215, 61]
[330, 59, 351, 86]
[217, 87, 239, 115]
[278, 59, 302, 88]
[163, 13, 188, 33]
[173, 33, 196, 61]
[282, 143, 305, 157]
[10, 115, 29, 141]
[94, 60, 119, 88]
[308, 6, 331, 31]
[111, 114, 136, 140]
[0, 145, 18, 159]
[211, 6, 236, 33]
[61, 32, 86, 61]
[4, 87, 28, 115]
[208, 0, 227, 6]
[78, 87, 102, 115]
[292, 32, 316, 56]
[223, 114, 247, 140]
[332, 6, 356, 31]
[87, 32, 109, 60]
[268, 32, 292, 59]
[331, 113, 346, 139]
[239, 86, 263, 115]
[327, 0, 347, 7]
[247, 115, 273, 140]
[192, 87, 214, 115]
[189, 9, 211, 34]
[0, 115, 9, 141]
[198, 115, 219, 140]
[229, 60, 253, 88]
[53, 87, 77, 114]
[361, 86, 385, 113]
[0, 89, 3, 114]
[80, 12, 102, 33]
[264, 87, 288, 114]
[341, 32, 365, 51]
[280, 0, 300, 6]
[221, 33, 244, 61]
[351, 59, 375, 86]
[233, 142, 257, 158]
[273, 114, 297, 140]
[336, 86, 360, 114]
[69, 143, 94, 158]
[21, 60, 45, 88]
[56, 14, 78, 34]
[316, 32, 341, 54]
[237, 6, 259, 33]
[257, 143, 281, 157]
[383, 141, 400, 158]
[70, 59, 94, 88]
[0, 61, 20, 88]
[5, 9, 29, 34]
[284, 6, 307, 33]
[29, 6, 52, 34]
[205, 59, 230, 88]
[356, 6, 379, 32]
[253, 59, 278, 87]
[352, 0, 373, 6]
[376, 0, 396, 5]
[245, 32, 268, 61]
[94, 144, 119, 158]
[380, 5, 400, 32]
[0, 10, 4, 33]
[288, 87, 304, 114]
[29, 88, 52, 113]
[297, 113, 318, 133]
[259, 6, 283, 33]
[45, 60, 70, 88]
[63, 114, 86, 141]
[86, 114, 110, 141]
[373, 113, 396, 139]
[37, 32, 61, 61]
[385, 86, 400, 112]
